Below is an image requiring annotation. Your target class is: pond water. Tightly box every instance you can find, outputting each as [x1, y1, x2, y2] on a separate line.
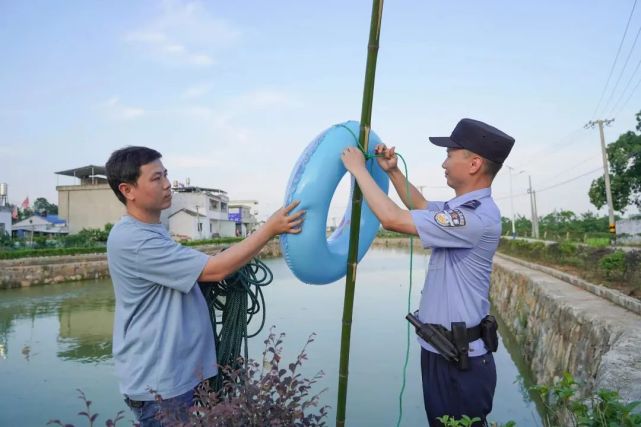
[0, 248, 542, 426]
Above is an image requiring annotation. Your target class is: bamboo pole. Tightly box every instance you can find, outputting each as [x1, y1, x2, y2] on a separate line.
[336, 1, 384, 426]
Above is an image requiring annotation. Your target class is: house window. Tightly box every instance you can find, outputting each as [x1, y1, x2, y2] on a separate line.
[221, 202, 228, 212]
[197, 222, 203, 232]
[210, 223, 212, 232]
[209, 199, 219, 210]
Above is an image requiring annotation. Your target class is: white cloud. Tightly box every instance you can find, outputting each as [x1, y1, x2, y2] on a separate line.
[124, 1, 240, 67]
[235, 89, 300, 110]
[100, 97, 145, 120]
[182, 83, 215, 99]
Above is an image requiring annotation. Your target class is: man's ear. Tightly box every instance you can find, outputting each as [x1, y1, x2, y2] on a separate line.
[469, 156, 484, 175]
[118, 182, 136, 202]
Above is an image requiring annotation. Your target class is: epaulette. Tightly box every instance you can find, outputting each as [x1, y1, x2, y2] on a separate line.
[460, 200, 481, 210]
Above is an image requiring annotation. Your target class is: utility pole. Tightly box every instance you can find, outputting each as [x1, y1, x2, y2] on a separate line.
[527, 175, 539, 239]
[585, 119, 616, 242]
[506, 166, 523, 239]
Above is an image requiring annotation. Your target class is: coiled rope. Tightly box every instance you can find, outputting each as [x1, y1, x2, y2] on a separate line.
[199, 256, 273, 391]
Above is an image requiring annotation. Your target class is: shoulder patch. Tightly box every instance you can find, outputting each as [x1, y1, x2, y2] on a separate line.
[434, 209, 466, 227]
[460, 200, 481, 210]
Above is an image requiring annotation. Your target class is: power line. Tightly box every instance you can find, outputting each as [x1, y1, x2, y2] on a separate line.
[592, 0, 638, 118]
[614, 72, 641, 115]
[510, 127, 585, 171]
[539, 153, 601, 183]
[609, 48, 641, 115]
[601, 19, 641, 115]
[537, 167, 603, 193]
[494, 167, 602, 201]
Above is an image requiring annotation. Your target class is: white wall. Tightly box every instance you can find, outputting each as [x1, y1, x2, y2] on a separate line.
[0, 209, 11, 236]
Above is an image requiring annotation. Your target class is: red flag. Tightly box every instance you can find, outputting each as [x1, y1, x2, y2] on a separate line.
[21, 197, 29, 209]
[12, 206, 18, 219]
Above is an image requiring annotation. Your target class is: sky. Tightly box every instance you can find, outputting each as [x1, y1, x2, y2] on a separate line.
[1, 0, 640, 223]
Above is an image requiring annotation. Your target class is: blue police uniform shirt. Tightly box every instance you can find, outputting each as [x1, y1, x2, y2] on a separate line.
[107, 215, 217, 401]
[410, 187, 500, 357]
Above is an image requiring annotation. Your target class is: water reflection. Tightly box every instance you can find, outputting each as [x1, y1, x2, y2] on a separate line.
[0, 280, 115, 363]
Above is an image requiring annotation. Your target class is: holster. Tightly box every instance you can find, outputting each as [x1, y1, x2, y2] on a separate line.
[451, 322, 469, 371]
[480, 315, 499, 352]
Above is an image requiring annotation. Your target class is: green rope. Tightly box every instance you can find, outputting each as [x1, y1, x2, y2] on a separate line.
[199, 257, 273, 392]
[338, 124, 414, 426]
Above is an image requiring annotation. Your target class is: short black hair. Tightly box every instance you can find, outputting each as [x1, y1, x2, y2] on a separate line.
[105, 146, 162, 205]
[483, 157, 503, 179]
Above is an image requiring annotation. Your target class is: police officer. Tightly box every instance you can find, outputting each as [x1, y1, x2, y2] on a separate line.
[341, 118, 514, 426]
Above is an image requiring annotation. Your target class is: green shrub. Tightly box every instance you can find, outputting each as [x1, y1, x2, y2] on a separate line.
[532, 372, 641, 427]
[599, 250, 626, 280]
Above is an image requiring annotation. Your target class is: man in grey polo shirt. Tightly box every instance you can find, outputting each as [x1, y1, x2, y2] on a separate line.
[341, 118, 514, 426]
[105, 146, 304, 426]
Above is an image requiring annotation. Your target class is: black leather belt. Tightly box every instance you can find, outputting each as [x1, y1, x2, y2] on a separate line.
[427, 322, 482, 343]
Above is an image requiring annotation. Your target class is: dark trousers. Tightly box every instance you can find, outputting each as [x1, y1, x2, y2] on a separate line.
[125, 388, 194, 427]
[421, 349, 496, 427]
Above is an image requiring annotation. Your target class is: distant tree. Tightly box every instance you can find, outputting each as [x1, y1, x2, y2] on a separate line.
[589, 110, 641, 213]
[501, 215, 532, 236]
[18, 207, 33, 221]
[33, 197, 58, 215]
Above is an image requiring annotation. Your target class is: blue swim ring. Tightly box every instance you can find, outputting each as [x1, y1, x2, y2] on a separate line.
[280, 121, 389, 285]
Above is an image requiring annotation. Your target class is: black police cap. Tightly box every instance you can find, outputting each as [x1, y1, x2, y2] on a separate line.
[428, 118, 515, 164]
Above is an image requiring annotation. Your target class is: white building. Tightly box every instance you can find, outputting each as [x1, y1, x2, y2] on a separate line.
[0, 206, 12, 237]
[164, 186, 236, 240]
[228, 200, 259, 237]
[12, 214, 68, 237]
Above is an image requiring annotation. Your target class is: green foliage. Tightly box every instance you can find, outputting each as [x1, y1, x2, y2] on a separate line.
[182, 236, 244, 246]
[498, 239, 641, 290]
[585, 237, 610, 248]
[0, 246, 107, 259]
[532, 372, 641, 427]
[589, 110, 641, 213]
[437, 415, 482, 427]
[501, 211, 616, 240]
[376, 229, 407, 238]
[33, 197, 59, 215]
[599, 250, 626, 280]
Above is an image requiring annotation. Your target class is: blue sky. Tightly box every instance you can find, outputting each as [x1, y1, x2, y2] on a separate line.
[1, 0, 640, 221]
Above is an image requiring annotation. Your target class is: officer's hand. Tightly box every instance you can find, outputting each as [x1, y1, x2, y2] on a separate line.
[341, 147, 366, 173]
[265, 200, 305, 236]
[374, 144, 398, 172]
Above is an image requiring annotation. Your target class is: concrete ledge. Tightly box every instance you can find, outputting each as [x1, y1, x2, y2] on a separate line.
[496, 252, 641, 316]
[492, 256, 641, 402]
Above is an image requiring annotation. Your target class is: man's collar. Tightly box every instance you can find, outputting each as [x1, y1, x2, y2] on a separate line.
[447, 188, 491, 208]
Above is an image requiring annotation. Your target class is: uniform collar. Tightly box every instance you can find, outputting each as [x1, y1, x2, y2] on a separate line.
[446, 187, 491, 209]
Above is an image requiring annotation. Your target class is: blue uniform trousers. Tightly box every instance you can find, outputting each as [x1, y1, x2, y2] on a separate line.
[421, 349, 496, 427]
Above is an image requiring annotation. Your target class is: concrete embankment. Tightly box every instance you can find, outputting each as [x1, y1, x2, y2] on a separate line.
[491, 253, 641, 402]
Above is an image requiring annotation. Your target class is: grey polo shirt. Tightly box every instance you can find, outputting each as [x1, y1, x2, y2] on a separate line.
[410, 187, 501, 357]
[107, 215, 217, 401]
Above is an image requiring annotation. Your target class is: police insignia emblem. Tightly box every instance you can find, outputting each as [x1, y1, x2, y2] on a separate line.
[434, 209, 466, 227]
